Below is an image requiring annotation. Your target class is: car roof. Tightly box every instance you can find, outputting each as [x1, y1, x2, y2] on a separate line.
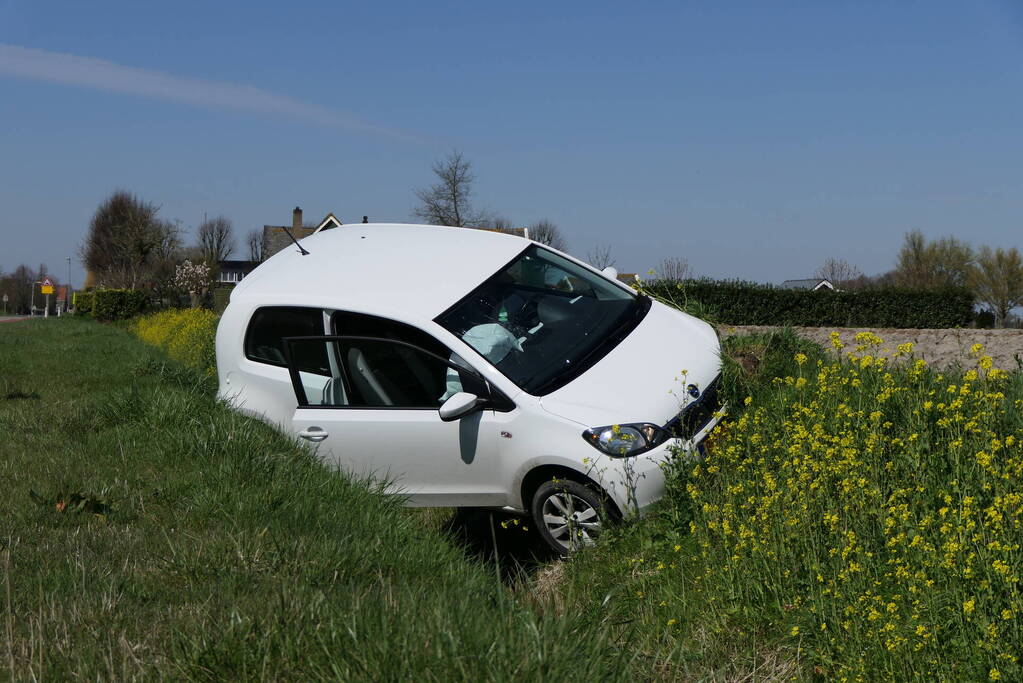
[230, 223, 530, 322]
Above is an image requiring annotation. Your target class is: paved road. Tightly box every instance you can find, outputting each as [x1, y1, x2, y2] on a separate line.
[0, 315, 30, 323]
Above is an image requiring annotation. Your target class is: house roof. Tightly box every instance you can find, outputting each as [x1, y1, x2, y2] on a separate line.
[475, 225, 529, 238]
[232, 223, 535, 323]
[219, 260, 258, 270]
[781, 278, 835, 290]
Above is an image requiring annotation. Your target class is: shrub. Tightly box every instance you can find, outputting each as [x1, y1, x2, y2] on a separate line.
[641, 279, 975, 328]
[73, 291, 94, 316]
[133, 308, 218, 377]
[92, 289, 148, 321]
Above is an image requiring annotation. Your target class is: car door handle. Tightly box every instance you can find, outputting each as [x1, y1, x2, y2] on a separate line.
[298, 427, 329, 442]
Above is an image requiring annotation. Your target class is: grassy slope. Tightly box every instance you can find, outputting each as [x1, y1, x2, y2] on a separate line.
[0, 318, 637, 681]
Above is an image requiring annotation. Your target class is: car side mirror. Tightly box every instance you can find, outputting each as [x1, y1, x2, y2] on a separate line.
[439, 392, 480, 421]
[601, 266, 618, 279]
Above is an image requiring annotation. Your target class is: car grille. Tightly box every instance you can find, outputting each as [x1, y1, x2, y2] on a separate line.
[663, 374, 722, 441]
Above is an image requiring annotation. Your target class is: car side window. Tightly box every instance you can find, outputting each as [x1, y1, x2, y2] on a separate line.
[245, 306, 328, 373]
[330, 312, 472, 409]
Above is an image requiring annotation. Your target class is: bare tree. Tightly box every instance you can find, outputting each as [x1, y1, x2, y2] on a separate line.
[815, 257, 863, 288]
[586, 244, 616, 270]
[487, 216, 515, 231]
[246, 229, 266, 263]
[654, 256, 691, 281]
[413, 150, 488, 227]
[970, 246, 1023, 328]
[198, 215, 235, 264]
[894, 230, 973, 288]
[81, 190, 180, 289]
[528, 219, 568, 251]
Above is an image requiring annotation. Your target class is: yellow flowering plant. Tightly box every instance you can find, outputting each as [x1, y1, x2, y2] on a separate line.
[661, 332, 1023, 680]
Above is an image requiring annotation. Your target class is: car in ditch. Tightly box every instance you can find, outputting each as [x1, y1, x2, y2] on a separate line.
[216, 223, 723, 553]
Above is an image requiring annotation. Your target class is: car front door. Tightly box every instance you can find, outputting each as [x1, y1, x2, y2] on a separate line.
[284, 327, 512, 507]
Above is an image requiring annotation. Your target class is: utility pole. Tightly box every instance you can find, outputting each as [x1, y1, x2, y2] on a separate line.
[66, 256, 71, 313]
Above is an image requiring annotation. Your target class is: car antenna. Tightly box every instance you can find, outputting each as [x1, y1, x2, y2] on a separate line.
[281, 226, 310, 255]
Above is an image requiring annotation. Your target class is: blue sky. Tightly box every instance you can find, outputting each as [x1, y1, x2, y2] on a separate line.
[2, 0, 1022, 287]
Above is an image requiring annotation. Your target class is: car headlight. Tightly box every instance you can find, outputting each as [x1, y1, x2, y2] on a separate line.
[582, 423, 669, 457]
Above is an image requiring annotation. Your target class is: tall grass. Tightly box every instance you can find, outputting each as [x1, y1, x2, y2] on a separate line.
[0, 318, 636, 680]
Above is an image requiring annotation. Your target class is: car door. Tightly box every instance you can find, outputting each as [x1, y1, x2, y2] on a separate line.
[283, 321, 511, 507]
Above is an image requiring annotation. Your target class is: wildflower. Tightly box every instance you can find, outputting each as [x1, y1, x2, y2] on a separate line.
[795, 353, 808, 365]
[990, 669, 1001, 681]
[963, 598, 976, 615]
[667, 618, 677, 627]
[790, 626, 800, 636]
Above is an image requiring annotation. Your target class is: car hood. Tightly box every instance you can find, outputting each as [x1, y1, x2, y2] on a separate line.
[538, 302, 721, 428]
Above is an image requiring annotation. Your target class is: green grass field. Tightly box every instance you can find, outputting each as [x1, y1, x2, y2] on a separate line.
[0, 318, 641, 680]
[6, 316, 1020, 680]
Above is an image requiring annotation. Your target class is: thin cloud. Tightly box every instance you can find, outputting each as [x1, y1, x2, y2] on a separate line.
[0, 43, 408, 138]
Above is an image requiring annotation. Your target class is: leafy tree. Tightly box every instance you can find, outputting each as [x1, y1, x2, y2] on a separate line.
[0, 264, 36, 314]
[81, 191, 180, 289]
[970, 246, 1023, 327]
[528, 219, 568, 251]
[413, 151, 489, 227]
[893, 230, 973, 289]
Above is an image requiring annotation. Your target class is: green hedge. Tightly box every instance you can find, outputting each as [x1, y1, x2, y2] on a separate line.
[642, 280, 975, 328]
[73, 291, 94, 316]
[92, 289, 148, 321]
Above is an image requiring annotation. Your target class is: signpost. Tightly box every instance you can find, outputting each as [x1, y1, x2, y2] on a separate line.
[41, 277, 54, 318]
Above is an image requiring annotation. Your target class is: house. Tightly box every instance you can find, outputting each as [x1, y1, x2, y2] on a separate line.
[217, 260, 258, 284]
[780, 278, 835, 291]
[261, 207, 529, 259]
[262, 207, 344, 258]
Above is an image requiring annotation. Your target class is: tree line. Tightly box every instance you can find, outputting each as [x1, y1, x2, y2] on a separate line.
[78, 191, 248, 306]
[0, 264, 61, 315]
[811, 231, 1023, 327]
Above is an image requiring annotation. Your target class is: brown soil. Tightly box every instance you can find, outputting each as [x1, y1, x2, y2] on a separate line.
[720, 326, 1023, 371]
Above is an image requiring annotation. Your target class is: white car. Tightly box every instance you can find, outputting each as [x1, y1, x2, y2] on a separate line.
[216, 223, 723, 553]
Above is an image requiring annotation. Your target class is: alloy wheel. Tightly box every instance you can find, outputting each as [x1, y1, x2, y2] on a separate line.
[541, 491, 602, 551]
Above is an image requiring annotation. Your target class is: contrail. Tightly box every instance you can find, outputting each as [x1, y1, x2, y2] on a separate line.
[0, 43, 409, 138]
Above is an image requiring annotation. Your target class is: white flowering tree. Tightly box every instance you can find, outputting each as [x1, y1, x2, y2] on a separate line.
[174, 260, 212, 308]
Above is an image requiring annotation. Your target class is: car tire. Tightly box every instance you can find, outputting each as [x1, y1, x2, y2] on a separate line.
[531, 478, 613, 555]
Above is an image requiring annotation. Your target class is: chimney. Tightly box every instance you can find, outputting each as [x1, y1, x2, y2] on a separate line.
[292, 206, 302, 229]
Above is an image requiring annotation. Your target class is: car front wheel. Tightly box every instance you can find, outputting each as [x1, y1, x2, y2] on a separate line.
[531, 479, 611, 555]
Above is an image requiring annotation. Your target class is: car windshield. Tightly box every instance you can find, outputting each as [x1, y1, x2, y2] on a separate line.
[436, 245, 649, 395]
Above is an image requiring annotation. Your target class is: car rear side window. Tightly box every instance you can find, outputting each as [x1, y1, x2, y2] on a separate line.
[245, 306, 326, 370]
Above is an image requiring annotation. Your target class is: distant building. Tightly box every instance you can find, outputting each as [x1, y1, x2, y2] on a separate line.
[262, 207, 344, 258]
[217, 260, 258, 284]
[780, 278, 835, 291]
